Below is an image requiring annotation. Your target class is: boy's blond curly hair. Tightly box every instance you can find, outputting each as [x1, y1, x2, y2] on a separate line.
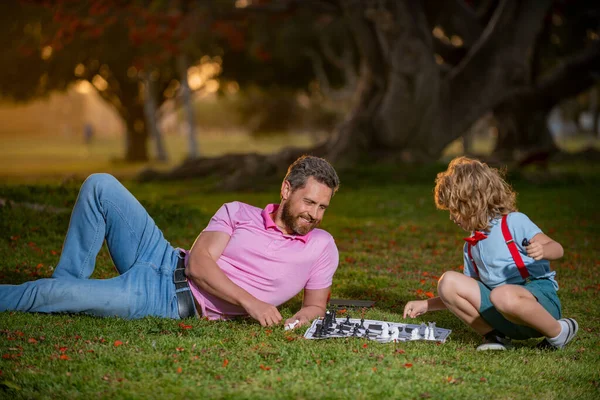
[434, 157, 517, 232]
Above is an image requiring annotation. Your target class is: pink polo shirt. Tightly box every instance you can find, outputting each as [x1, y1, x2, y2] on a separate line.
[187, 201, 339, 320]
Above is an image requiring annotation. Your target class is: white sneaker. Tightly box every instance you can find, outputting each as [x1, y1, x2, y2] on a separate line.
[476, 333, 513, 351]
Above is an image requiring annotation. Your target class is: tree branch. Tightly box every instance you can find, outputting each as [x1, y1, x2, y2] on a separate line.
[422, 0, 483, 48]
[443, 0, 553, 138]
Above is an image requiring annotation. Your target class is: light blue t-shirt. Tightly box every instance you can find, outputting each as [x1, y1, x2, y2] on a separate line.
[463, 212, 558, 290]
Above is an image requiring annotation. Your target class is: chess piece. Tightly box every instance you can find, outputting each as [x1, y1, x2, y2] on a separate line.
[315, 324, 323, 338]
[364, 328, 370, 338]
[413, 328, 421, 340]
[381, 329, 390, 339]
[423, 326, 430, 339]
[360, 318, 365, 328]
[345, 315, 351, 324]
[390, 327, 400, 341]
[284, 319, 300, 331]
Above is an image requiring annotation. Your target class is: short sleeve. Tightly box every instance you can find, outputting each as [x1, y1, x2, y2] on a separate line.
[305, 238, 339, 290]
[507, 212, 543, 252]
[462, 243, 477, 278]
[203, 202, 240, 236]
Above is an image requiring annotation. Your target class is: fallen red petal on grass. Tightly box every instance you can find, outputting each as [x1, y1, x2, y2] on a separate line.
[362, 343, 368, 348]
[222, 359, 229, 367]
[59, 347, 68, 353]
[480, 377, 487, 382]
[178, 322, 192, 330]
[60, 354, 70, 360]
[259, 364, 271, 370]
[404, 363, 413, 368]
[28, 338, 38, 344]
[177, 367, 182, 374]
[113, 340, 123, 347]
[425, 291, 435, 298]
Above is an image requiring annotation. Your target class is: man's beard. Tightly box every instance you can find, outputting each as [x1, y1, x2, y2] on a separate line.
[281, 201, 318, 235]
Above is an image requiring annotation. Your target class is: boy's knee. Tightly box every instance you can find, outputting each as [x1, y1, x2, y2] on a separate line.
[489, 286, 515, 313]
[438, 271, 461, 299]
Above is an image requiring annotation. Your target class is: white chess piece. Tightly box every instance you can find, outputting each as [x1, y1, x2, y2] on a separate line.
[428, 322, 436, 340]
[411, 327, 420, 340]
[284, 319, 300, 331]
[390, 327, 400, 341]
[380, 323, 390, 339]
[423, 327, 430, 338]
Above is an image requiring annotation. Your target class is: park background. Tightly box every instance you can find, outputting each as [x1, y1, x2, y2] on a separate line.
[0, 0, 599, 399]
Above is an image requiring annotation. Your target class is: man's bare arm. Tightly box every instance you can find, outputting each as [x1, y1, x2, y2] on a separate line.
[284, 287, 330, 328]
[186, 231, 282, 326]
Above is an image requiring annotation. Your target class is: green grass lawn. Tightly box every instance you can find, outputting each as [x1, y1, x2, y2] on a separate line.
[1, 160, 599, 399]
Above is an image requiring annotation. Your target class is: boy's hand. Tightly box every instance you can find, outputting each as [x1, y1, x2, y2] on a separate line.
[403, 300, 428, 319]
[525, 241, 545, 260]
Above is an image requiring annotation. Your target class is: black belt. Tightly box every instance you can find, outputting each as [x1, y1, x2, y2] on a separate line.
[174, 253, 196, 319]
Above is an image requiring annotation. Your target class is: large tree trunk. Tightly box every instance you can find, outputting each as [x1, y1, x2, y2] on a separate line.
[91, 68, 150, 162]
[122, 103, 150, 162]
[323, 0, 553, 163]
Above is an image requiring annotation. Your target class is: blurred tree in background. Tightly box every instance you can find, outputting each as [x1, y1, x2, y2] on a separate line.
[0, 0, 599, 184]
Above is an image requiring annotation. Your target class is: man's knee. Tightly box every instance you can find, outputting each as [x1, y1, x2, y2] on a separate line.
[81, 173, 119, 195]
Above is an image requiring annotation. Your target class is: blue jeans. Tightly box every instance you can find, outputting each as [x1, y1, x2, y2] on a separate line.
[0, 174, 186, 319]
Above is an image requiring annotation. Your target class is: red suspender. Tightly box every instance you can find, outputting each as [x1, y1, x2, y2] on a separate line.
[501, 214, 530, 279]
[466, 244, 479, 277]
[466, 214, 530, 280]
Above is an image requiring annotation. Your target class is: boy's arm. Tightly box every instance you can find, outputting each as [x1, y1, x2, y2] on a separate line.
[403, 296, 447, 319]
[527, 232, 564, 261]
[186, 231, 282, 326]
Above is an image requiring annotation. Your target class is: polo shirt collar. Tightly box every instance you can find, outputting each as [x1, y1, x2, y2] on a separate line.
[262, 203, 312, 242]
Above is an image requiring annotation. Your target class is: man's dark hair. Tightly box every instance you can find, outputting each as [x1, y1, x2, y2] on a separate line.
[284, 155, 340, 194]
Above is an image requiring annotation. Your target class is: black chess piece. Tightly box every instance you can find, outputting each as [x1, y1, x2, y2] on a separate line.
[360, 318, 365, 328]
[364, 328, 370, 337]
[315, 324, 323, 338]
[352, 325, 359, 336]
[522, 238, 530, 247]
[345, 315, 351, 324]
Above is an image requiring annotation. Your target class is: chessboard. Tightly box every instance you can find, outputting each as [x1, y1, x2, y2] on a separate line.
[303, 310, 451, 343]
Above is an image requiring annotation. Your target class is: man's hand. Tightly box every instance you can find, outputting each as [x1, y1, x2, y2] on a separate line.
[284, 315, 310, 330]
[403, 300, 428, 319]
[244, 298, 282, 327]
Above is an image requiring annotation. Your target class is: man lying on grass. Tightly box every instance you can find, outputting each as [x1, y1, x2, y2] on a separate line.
[0, 155, 340, 329]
